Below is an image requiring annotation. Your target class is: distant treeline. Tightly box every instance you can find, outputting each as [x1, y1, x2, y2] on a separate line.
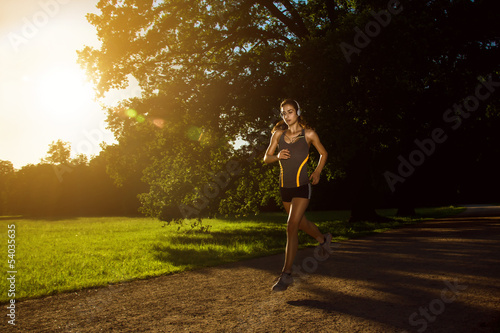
[0, 152, 143, 218]
[1, 135, 499, 219]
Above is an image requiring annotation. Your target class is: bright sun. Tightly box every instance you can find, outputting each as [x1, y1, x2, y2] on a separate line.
[36, 66, 95, 123]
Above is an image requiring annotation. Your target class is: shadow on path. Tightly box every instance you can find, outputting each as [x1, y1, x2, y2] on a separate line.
[279, 205, 500, 332]
[4, 205, 500, 333]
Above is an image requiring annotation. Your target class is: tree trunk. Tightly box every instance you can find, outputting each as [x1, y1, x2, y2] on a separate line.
[394, 170, 417, 217]
[347, 149, 392, 223]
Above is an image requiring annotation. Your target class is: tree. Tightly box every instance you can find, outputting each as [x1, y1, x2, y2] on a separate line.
[8, 164, 62, 216]
[71, 154, 89, 166]
[5, 152, 141, 218]
[78, 0, 499, 221]
[43, 140, 71, 165]
[0, 160, 14, 216]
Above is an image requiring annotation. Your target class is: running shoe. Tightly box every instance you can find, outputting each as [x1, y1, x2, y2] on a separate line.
[271, 272, 293, 292]
[321, 233, 333, 255]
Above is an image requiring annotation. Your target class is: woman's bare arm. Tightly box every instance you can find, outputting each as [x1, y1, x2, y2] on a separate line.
[264, 130, 289, 164]
[306, 129, 328, 185]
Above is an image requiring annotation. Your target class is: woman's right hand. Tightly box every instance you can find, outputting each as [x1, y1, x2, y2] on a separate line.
[277, 149, 290, 160]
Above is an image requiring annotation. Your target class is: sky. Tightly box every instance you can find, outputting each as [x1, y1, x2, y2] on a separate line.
[0, 0, 139, 169]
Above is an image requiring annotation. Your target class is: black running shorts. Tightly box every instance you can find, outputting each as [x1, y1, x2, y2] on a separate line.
[280, 183, 312, 203]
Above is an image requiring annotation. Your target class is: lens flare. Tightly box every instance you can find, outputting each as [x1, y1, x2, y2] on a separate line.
[187, 126, 203, 141]
[153, 119, 165, 128]
[126, 108, 138, 118]
[124, 108, 166, 128]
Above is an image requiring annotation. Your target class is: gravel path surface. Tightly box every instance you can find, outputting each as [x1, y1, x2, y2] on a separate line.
[3, 205, 500, 332]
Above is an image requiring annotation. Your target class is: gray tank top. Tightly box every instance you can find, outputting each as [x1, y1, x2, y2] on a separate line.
[278, 128, 309, 188]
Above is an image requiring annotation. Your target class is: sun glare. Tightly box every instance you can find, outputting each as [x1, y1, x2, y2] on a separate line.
[36, 67, 95, 123]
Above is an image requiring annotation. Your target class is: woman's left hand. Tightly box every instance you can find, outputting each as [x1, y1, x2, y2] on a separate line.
[309, 171, 321, 185]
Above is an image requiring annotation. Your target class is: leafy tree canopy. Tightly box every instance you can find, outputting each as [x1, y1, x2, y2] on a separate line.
[78, 0, 499, 220]
[43, 140, 72, 165]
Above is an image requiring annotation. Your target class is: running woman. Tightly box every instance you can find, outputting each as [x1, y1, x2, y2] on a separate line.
[264, 99, 332, 292]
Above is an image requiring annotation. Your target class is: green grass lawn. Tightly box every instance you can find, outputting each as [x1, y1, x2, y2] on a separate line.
[0, 206, 463, 302]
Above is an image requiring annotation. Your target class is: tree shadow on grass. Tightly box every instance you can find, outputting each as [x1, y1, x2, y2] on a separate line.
[151, 227, 287, 267]
[151, 216, 422, 268]
[214, 212, 289, 225]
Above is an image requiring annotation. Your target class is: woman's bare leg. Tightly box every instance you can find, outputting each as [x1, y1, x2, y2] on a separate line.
[299, 217, 325, 243]
[283, 202, 325, 245]
[281, 197, 310, 274]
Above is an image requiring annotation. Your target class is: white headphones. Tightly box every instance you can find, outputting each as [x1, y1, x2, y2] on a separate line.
[295, 100, 301, 116]
[280, 100, 301, 116]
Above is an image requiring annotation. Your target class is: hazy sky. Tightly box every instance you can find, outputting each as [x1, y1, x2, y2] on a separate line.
[0, 0, 137, 169]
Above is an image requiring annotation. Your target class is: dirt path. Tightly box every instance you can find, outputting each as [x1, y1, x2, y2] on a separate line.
[3, 205, 500, 332]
